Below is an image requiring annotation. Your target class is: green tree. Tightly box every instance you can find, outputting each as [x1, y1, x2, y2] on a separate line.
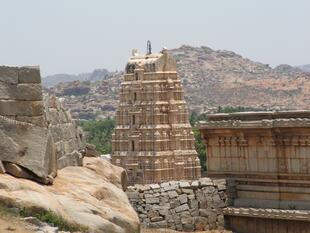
[189, 111, 207, 171]
[79, 118, 116, 154]
[192, 127, 206, 171]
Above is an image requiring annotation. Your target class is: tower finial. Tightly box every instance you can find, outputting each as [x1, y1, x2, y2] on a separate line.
[147, 40, 152, 55]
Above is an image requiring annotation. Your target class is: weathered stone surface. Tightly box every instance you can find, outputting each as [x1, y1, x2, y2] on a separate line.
[0, 66, 18, 84]
[149, 184, 161, 190]
[85, 143, 100, 157]
[83, 157, 128, 191]
[151, 216, 163, 222]
[159, 207, 170, 216]
[127, 191, 139, 199]
[0, 116, 56, 181]
[17, 84, 43, 100]
[16, 115, 45, 127]
[0, 83, 42, 101]
[179, 181, 191, 188]
[44, 95, 86, 170]
[175, 204, 189, 213]
[0, 100, 44, 116]
[168, 190, 178, 198]
[199, 208, 214, 217]
[163, 183, 179, 191]
[199, 177, 213, 187]
[194, 216, 208, 231]
[0, 157, 139, 233]
[57, 151, 82, 169]
[189, 199, 199, 209]
[0, 160, 6, 174]
[149, 220, 167, 228]
[127, 179, 227, 231]
[191, 180, 199, 189]
[182, 188, 194, 195]
[146, 197, 160, 204]
[178, 194, 188, 204]
[18, 66, 41, 83]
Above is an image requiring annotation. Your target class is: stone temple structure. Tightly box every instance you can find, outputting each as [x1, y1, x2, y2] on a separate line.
[199, 111, 310, 233]
[111, 46, 201, 185]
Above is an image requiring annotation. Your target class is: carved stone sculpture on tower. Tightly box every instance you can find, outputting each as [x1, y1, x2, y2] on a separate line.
[111, 47, 201, 185]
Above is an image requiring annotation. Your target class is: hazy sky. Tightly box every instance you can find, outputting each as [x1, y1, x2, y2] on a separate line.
[0, 0, 309, 76]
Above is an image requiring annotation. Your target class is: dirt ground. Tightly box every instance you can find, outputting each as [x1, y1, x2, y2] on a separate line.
[0, 215, 232, 233]
[141, 227, 232, 233]
[0, 215, 34, 233]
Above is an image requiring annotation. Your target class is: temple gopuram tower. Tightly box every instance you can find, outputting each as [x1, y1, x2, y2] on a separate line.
[111, 44, 201, 185]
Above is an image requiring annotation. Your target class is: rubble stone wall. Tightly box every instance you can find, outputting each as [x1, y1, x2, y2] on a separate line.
[127, 178, 227, 231]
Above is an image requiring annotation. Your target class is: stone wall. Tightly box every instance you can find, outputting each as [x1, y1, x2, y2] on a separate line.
[127, 178, 227, 231]
[0, 66, 44, 126]
[44, 95, 85, 169]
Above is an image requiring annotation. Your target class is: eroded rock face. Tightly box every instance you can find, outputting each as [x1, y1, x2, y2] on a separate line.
[0, 157, 139, 233]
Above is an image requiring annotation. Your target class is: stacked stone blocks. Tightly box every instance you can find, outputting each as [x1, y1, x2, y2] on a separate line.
[127, 178, 227, 231]
[0, 66, 45, 126]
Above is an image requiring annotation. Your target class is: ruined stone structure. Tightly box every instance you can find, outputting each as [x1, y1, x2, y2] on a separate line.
[44, 95, 85, 169]
[198, 111, 310, 233]
[127, 178, 227, 231]
[111, 48, 201, 185]
[0, 66, 85, 184]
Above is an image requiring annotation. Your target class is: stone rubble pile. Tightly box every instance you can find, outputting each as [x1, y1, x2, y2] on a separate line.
[127, 178, 227, 231]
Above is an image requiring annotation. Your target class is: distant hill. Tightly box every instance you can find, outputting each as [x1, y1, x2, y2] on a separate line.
[298, 64, 310, 73]
[171, 45, 310, 112]
[46, 45, 310, 120]
[42, 68, 109, 87]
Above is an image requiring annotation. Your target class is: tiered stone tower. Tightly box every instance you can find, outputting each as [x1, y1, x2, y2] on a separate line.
[111, 46, 201, 185]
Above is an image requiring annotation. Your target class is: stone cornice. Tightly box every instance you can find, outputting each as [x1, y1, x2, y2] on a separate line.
[198, 118, 310, 129]
[224, 207, 310, 221]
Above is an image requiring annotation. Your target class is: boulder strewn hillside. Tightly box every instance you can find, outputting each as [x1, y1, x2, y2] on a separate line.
[298, 64, 310, 73]
[42, 68, 109, 88]
[46, 45, 310, 119]
[171, 46, 310, 112]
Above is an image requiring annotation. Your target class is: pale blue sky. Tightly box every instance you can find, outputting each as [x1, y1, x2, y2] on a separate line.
[0, 0, 309, 76]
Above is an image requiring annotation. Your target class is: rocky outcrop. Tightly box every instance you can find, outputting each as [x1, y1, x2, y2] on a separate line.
[127, 178, 227, 231]
[85, 143, 101, 157]
[0, 65, 139, 232]
[0, 157, 139, 233]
